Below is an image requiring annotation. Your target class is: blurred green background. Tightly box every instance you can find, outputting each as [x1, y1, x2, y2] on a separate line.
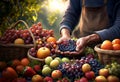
[0, 0, 69, 39]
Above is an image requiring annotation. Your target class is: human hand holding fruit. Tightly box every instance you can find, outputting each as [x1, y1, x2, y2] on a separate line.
[57, 39, 82, 55]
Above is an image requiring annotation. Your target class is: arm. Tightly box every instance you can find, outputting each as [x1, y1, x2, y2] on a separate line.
[60, 0, 81, 35]
[96, 2, 120, 41]
[76, 1, 120, 52]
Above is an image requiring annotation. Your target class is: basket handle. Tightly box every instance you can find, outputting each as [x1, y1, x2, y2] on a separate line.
[10, 20, 36, 49]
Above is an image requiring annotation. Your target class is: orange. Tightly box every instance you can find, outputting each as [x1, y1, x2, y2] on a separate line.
[47, 37, 57, 43]
[101, 40, 113, 50]
[112, 39, 120, 44]
[21, 58, 30, 66]
[113, 44, 120, 50]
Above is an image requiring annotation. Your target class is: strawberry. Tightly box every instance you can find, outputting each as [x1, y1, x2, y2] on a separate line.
[23, 66, 36, 77]
[33, 65, 41, 73]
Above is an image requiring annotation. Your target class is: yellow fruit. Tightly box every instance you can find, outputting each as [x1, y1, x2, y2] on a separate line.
[50, 60, 60, 68]
[95, 76, 107, 82]
[82, 63, 91, 73]
[37, 47, 51, 59]
[14, 38, 24, 44]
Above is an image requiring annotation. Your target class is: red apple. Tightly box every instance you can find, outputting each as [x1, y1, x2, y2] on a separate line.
[79, 77, 88, 82]
[95, 76, 107, 82]
[43, 76, 53, 82]
[107, 75, 120, 82]
[32, 74, 43, 82]
[99, 68, 109, 77]
[61, 77, 70, 82]
[33, 65, 41, 73]
[51, 70, 62, 79]
[85, 71, 95, 80]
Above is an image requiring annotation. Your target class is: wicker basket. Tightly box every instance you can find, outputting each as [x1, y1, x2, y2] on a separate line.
[27, 48, 56, 63]
[27, 40, 56, 63]
[0, 20, 35, 61]
[94, 44, 120, 64]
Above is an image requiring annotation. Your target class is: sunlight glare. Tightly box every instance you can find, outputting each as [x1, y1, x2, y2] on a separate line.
[48, 0, 68, 12]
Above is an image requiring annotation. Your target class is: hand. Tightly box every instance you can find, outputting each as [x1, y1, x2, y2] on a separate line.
[76, 37, 88, 53]
[76, 34, 101, 53]
[57, 28, 71, 44]
[57, 35, 71, 44]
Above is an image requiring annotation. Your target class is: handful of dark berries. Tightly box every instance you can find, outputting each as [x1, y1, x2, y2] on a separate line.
[58, 40, 76, 52]
[56, 40, 82, 56]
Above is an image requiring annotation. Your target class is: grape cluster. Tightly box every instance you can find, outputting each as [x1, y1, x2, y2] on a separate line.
[105, 62, 120, 77]
[0, 22, 54, 44]
[57, 54, 104, 80]
[0, 29, 20, 44]
[58, 40, 76, 52]
[88, 59, 104, 76]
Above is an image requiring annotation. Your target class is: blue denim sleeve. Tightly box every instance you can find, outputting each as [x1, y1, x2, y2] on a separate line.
[96, 3, 120, 41]
[59, 0, 81, 34]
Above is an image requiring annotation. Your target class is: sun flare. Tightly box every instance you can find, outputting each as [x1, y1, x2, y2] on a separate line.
[48, 0, 68, 12]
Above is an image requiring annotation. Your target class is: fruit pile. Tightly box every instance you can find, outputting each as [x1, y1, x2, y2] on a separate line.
[29, 36, 57, 59]
[101, 39, 120, 50]
[0, 21, 120, 82]
[57, 54, 104, 81]
[0, 22, 54, 44]
[0, 55, 120, 82]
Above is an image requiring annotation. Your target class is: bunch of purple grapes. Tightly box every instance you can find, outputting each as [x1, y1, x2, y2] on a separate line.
[58, 40, 76, 52]
[0, 22, 54, 44]
[57, 54, 104, 80]
[0, 29, 20, 44]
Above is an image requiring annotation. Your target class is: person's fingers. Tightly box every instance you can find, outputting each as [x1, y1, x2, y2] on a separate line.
[76, 39, 82, 51]
[57, 38, 63, 44]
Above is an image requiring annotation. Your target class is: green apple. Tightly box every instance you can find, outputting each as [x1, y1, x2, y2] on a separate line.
[43, 64, 49, 68]
[54, 57, 62, 63]
[62, 57, 70, 63]
[42, 66, 52, 76]
[45, 56, 53, 65]
[50, 59, 60, 68]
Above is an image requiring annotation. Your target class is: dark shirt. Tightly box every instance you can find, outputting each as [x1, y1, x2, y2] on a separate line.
[60, 0, 120, 41]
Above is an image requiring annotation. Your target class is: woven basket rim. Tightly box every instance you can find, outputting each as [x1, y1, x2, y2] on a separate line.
[94, 44, 120, 55]
[0, 43, 33, 48]
[27, 49, 56, 62]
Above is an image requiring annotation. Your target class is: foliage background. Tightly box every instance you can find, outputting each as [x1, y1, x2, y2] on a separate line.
[0, 0, 68, 39]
